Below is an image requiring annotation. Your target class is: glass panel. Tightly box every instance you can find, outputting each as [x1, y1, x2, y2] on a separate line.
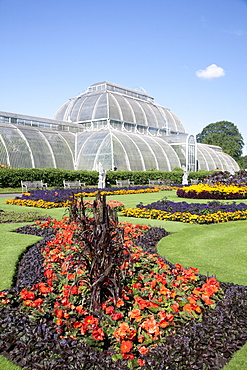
[138, 101, 157, 128]
[0, 136, 8, 165]
[76, 131, 110, 170]
[144, 137, 171, 171]
[54, 102, 69, 121]
[111, 135, 129, 170]
[93, 94, 107, 120]
[109, 94, 122, 121]
[126, 133, 157, 170]
[77, 95, 100, 121]
[0, 116, 10, 123]
[112, 94, 134, 123]
[42, 131, 74, 169]
[70, 96, 87, 122]
[126, 98, 146, 125]
[149, 105, 165, 128]
[113, 131, 143, 171]
[124, 122, 135, 132]
[58, 132, 76, 154]
[0, 125, 32, 168]
[188, 135, 196, 172]
[137, 125, 147, 134]
[18, 127, 55, 168]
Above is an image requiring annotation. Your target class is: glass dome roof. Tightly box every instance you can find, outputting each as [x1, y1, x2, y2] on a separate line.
[53, 81, 185, 134]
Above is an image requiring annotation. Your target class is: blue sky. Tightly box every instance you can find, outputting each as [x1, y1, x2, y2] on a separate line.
[1, 0, 247, 153]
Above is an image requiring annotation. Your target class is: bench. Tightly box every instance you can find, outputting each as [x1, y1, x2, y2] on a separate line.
[63, 180, 86, 189]
[21, 180, 48, 193]
[116, 179, 134, 187]
[148, 179, 172, 186]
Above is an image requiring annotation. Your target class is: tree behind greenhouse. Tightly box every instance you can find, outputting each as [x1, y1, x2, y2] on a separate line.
[196, 121, 244, 161]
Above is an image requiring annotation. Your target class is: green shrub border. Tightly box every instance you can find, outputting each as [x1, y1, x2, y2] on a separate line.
[0, 168, 214, 188]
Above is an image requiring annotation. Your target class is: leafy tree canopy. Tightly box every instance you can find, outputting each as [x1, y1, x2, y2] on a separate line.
[196, 121, 244, 160]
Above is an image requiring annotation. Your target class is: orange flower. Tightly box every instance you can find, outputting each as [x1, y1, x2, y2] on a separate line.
[38, 282, 54, 294]
[55, 318, 63, 326]
[183, 303, 201, 314]
[138, 335, 145, 343]
[114, 322, 136, 341]
[138, 346, 149, 354]
[32, 298, 43, 307]
[120, 340, 133, 354]
[202, 294, 214, 305]
[141, 316, 160, 336]
[128, 309, 142, 322]
[75, 305, 88, 315]
[159, 285, 171, 297]
[133, 283, 142, 289]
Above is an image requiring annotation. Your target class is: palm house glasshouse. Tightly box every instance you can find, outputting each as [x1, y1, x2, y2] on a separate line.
[0, 81, 239, 172]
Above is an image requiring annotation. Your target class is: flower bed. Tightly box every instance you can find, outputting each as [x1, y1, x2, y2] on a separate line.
[121, 199, 247, 224]
[4, 186, 159, 209]
[0, 196, 226, 369]
[177, 183, 247, 200]
[1, 219, 247, 369]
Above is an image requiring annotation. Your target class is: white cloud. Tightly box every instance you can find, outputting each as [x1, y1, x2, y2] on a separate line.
[196, 64, 226, 80]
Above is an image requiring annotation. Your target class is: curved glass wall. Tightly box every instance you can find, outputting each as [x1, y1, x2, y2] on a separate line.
[0, 123, 75, 169]
[0, 124, 33, 168]
[197, 144, 239, 172]
[75, 129, 181, 171]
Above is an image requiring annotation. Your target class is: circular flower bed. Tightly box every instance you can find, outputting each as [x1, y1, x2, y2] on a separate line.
[121, 199, 247, 224]
[177, 184, 247, 200]
[4, 187, 159, 209]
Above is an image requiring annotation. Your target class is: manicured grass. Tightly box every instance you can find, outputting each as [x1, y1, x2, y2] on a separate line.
[0, 190, 247, 369]
[0, 223, 42, 291]
[0, 356, 21, 370]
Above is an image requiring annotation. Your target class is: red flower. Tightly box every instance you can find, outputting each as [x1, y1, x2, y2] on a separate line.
[138, 359, 145, 366]
[54, 309, 64, 318]
[73, 321, 82, 329]
[133, 282, 142, 289]
[105, 305, 115, 314]
[84, 315, 99, 328]
[111, 312, 123, 320]
[20, 289, 35, 300]
[92, 327, 104, 340]
[120, 340, 133, 354]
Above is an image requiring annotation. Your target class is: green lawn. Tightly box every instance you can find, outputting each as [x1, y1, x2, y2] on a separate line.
[0, 190, 247, 369]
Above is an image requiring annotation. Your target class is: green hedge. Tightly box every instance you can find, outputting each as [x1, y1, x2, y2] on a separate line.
[0, 168, 214, 188]
[0, 168, 98, 188]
